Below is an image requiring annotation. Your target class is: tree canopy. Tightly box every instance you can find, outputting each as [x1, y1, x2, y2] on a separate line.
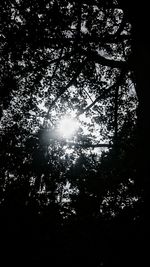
[0, 0, 148, 266]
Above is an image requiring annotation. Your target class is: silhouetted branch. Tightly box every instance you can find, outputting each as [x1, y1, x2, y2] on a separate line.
[88, 50, 128, 69]
[76, 2, 82, 40]
[46, 57, 88, 118]
[114, 85, 119, 143]
[101, 34, 130, 44]
[77, 69, 127, 116]
[59, 140, 112, 148]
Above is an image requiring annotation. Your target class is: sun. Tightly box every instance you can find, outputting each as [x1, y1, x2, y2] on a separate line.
[58, 116, 79, 138]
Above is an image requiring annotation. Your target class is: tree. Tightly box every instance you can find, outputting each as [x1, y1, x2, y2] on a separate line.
[116, 0, 150, 218]
[0, 0, 147, 266]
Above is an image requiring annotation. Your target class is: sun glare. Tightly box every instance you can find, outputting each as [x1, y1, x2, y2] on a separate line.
[58, 117, 79, 138]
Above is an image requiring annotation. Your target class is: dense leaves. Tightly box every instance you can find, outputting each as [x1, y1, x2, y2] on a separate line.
[0, 0, 147, 266]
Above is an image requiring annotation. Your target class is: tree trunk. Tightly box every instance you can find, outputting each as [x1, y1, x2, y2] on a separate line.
[129, 2, 150, 216]
[118, 0, 150, 214]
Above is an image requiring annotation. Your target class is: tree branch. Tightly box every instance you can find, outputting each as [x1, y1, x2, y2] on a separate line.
[88, 50, 127, 69]
[101, 34, 130, 44]
[77, 69, 127, 117]
[76, 2, 82, 40]
[46, 57, 88, 118]
[59, 140, 112, 148]
[114, 84, 119, 143]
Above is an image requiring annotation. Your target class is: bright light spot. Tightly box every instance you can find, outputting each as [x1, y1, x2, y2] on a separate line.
[58, 116, 79, 138]
[65, 148, 75, 154]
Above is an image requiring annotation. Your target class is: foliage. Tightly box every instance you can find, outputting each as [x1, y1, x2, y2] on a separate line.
[0, 1, 145, 265]
[0, 0, 139, 219]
